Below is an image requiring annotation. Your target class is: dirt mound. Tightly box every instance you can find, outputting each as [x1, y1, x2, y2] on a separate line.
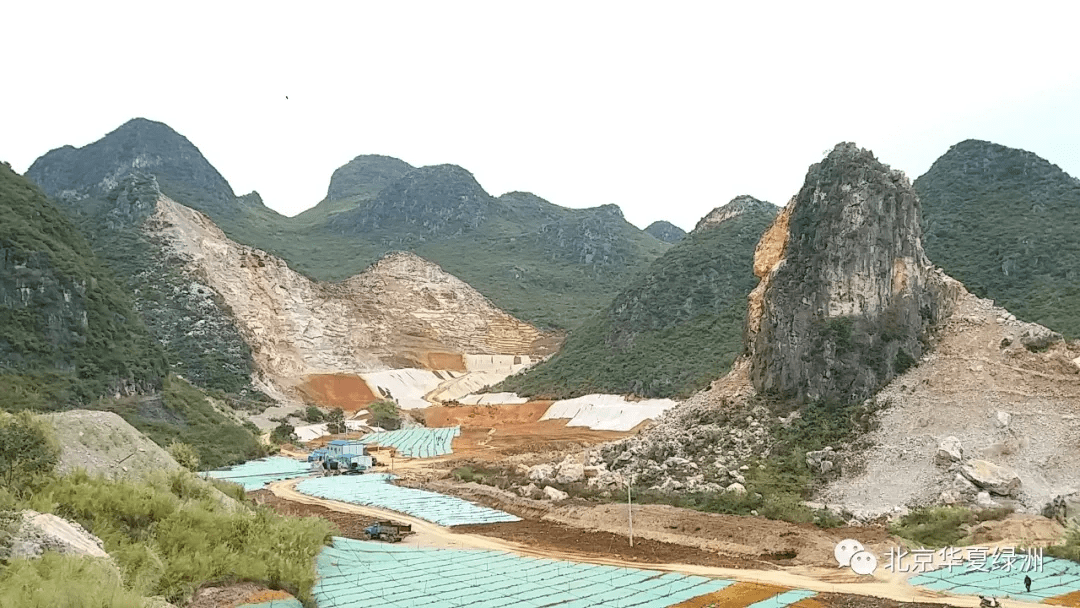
[820, 292, 1080, 516]
[46, 410, 181, 480]
[298, 374, 378, 411]
[420, 402, 553, 428]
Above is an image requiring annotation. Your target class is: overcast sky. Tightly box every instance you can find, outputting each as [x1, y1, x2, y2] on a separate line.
[4, 1, 1080, 231]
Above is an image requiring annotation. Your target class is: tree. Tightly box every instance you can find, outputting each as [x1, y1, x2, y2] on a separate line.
[0, 412, 60, 491]
[325, 408, 346, 435]
[370, 400, 401, 431]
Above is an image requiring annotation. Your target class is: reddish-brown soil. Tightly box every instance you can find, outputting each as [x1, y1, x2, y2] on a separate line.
[805, 596, 962, 608]
[422, 352, 466, 371]
[1046, 590, 1080, 606]
[416, 401, 633, 460]
[298, 373, 378, 411]
[188, 582, 295, 608]
[453, 520, 770, 569]
[672, 582, 792, 607]
[251, 489, 401, 540]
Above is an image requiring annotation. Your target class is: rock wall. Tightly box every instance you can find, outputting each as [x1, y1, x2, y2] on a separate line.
[749, 143, 959, 405]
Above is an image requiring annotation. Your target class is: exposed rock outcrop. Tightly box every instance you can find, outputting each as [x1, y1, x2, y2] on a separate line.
[692, 195, 776, 234]
[8, 510, 110, 560]
[749, 143, 960, 405]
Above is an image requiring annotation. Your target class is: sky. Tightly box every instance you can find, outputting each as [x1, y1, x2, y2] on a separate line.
[3, 1, 1080, 232]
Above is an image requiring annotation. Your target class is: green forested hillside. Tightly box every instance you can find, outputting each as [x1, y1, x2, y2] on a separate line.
[498, 198, 777, 398]
[916, 140, 1080, 338]
[0, 162, 167, 405]
[0, 164, 260, 466]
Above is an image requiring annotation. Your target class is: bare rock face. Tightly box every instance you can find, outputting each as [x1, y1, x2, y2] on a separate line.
[147, 196, 556, 394]
[960, 459, 1022, 497]
[8, 510, 110, 560]
[749, 143, 959, 404]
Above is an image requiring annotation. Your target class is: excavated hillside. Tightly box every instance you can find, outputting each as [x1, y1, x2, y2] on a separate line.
[604, 143, 1080, 516]
[147, 195, 558, 398]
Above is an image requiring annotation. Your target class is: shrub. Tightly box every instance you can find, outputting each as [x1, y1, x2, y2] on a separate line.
[270, 422, 296, 445]
[30, 470, 333, 605]
[301, 406, 325, 423]
[168, 441, 200, 472]
[889, 506, 975, 548]
[0, 412, 60, 495]
[1046, 522, 1080, 562]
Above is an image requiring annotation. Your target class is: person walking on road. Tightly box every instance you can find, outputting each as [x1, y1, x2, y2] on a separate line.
[1024, 574, 1032, 593]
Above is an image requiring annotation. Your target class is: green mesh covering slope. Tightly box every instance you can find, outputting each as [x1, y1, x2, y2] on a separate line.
[314, 537, 734, 607]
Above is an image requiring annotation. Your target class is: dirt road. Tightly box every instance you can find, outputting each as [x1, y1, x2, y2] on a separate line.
[267, 479, 1046, 608]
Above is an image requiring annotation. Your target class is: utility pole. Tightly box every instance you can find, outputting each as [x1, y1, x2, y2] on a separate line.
[627, 473, 634, 547]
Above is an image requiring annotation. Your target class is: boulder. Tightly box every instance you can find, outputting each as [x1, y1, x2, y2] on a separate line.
[724, 482, 747, 495]
[543, 486, 569, 501]
[806, 447, 835, 474]
[995, 411, 1011, 429]
[975, 491, 999, 509]
[555, 462, 585, 484]
[527, 463, 554, 482]
[1019, 326, 1062, 351]
[960, 460, 1022, 497]
[1042, 491, 1080, 525]
[936, 436, 964, 464]
[8, 511, 110, 560]
[517, 483, 539, 498]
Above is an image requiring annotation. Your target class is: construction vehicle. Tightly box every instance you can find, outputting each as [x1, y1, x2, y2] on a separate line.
[364, 521, 412, 542]
[321, 455, 367, 476]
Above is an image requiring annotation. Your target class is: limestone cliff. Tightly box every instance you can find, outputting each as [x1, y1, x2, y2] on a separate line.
[748, 143, 959, 405]
[147, 197, 557, 394]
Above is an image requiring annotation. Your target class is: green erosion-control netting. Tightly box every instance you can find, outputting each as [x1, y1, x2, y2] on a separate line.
[296, 474, 519, 526]
[205, 456, 313, 490]
[358, 427, 460, 458]
[314, 537, 736, 607]
[909, 555, 1080, 602]
[237, 599, 304, 608]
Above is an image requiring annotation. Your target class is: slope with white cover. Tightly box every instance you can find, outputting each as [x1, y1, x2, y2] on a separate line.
[541, 394, 680, 432]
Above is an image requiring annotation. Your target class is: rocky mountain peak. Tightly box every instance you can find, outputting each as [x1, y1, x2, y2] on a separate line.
[747, 142, 960, 404]
[693, 195, 776, 234]
[326, 154, 414, 201]
[27, 118, 237, 215]
[643, 221, 685, 243]
[330, 163, 495, 237]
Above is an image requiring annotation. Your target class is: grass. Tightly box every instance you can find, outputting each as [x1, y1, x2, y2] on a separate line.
[23, 469, 333, 605]
[0, 552, 145, 608]
[888, 506, 1015, 548]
